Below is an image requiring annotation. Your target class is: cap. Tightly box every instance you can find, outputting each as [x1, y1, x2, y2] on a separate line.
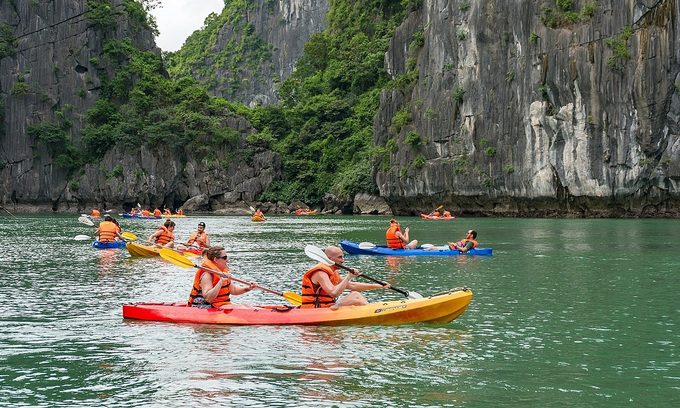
[198, 222, 206, 227]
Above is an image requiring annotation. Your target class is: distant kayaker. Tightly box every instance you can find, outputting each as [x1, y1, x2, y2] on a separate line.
[153, 208, 161, 217]
[386, 219, 418, 249]
[148, 219, 175, 248]
[184, 222, 210, 249]
[187, 246, 257, 309]
[449, 230, 478, 252]
[301, 246, 390, 309]
[91, 208, 101, 218]
[163, 208, 171, 216]
[95, 215, 123, 242]
[443, 210, 451, 218]
[253, 209, 266, 220]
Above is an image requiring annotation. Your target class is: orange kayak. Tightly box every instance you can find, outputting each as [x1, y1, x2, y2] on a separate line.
[122, 288, 472, 325]
[126, 242, 201, 258]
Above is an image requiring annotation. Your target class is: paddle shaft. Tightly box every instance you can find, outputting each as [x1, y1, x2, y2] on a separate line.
[428, 205, 444, 216]
[333, 263, 410, 298]
[195, 264, 286, 297]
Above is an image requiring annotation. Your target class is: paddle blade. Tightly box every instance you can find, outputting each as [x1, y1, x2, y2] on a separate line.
[304, 245, 334, 266]
[249, 205, 256, 213]
[159, 248, 197, 269]
[121, 231, 137, 241]
[78, 216, 95, 227]
[74, 235, 91, 241]
[408, 291, 424, 299]
[283, 292, 302, 306]
[358, 242, 376, 249]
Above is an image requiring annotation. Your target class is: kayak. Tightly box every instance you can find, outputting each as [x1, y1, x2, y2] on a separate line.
[126, 242, 160, 257]
[126, 242, 202, 258]
[340, 240, 493, 256]
[251, 215, 266, 222]
[163, 214, 186, 218]
[122, 288, 472, 326]
[294, 209, 318, 216]
[122, 213, 161, 219]
[92, 240, 126, 249]
[420, 213, 456, 220]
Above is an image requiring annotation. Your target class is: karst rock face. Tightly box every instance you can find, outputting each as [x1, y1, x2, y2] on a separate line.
[0, 0, 280, 212]
[2, 1, 680, 216]
[374, 0, 680, 216]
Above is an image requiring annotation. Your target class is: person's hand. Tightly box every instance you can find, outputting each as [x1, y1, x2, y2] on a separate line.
[405, 227, 409, 233]
[382, 283, 391, 289]
[247, 281, 258, 291]
[349, 268, 362, 277]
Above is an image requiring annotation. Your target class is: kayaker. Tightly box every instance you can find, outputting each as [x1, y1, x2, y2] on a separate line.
[386, 219, 418, 249]
[153, 208, 161, 217]
[177, 208, 184, 216]
[148, 219, 176, 247]
[184, 222, 210, 249]
[449, 230, 478, 252]
[254, 209, 266, 220]
[91, 208, 100, 218]
[187, 246, 257, 309]
[163, 208, 171, 216]
[301, 246, 390, 309]
[443, 210, 451, 218]
[95, 215, 123, 242]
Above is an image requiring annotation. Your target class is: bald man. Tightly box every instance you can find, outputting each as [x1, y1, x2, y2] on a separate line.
[300, 246, 390, 309]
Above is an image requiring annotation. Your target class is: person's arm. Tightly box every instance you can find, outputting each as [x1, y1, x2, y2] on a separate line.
[312, 271, 355, 298]
[203, 235, 210, 247]
[200, 272, 226, 303]
[397, 227, 410, 243]
[230, 281, 256, 296]
[147, 230, 159, 243]
[348, 281, 389, 291]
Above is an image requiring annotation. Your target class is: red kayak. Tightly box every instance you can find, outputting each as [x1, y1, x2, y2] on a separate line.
[122, 288, 472, 326]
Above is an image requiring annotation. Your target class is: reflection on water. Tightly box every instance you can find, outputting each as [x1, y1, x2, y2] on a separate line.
[0, 215, 679, 406]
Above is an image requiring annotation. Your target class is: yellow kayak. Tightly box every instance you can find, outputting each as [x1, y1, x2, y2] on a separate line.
[251, 215, 266, 222]
[126, 242, 200, 258]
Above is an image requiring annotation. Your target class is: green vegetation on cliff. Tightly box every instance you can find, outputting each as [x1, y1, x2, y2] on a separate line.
[170, 0, 412, 204]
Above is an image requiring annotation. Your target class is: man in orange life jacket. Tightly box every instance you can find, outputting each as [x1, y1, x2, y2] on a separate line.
[187, 246, 257, 309]
[185, 222, 210, 249]
[148, 219, 176, 247]
[95, 215, 123, 242]
[385, 219, 418, 249]
[301, 246, 390, 309]
[449, 230, 478, 252]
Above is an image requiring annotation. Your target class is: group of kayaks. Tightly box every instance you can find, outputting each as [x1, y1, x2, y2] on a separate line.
[81, 213, 483, 327]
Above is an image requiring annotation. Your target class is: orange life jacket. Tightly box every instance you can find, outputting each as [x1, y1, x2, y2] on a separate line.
[187, 259, 231, 307]
[153, 226, 174, 246]
[177, 209, 184, 215]
[97, 221, 118, 242]
[433, 211, 440, 216]
[386, 224, 405, 249]
[153, 208, 161, 216]
[301, 263, 341, 308]
[91, 209, 100, 218]
[163, 209, 171, 215]
[142, 210, 150, 216]
[450, 239, 478, 250]
[186, 231, 209, 248]
[443, 211, 451, 217]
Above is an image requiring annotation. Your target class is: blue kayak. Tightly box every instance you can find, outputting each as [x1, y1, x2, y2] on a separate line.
[340, 240, 493, 256]
[92, 240, 127, 249]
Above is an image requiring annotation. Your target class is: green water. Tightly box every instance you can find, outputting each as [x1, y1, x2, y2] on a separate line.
[0, 214, 678, 407]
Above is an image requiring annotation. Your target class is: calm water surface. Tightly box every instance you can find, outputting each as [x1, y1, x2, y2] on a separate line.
[0, 214, 678, 407]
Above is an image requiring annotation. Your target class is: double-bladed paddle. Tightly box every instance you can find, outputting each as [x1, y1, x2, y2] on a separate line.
[303, 244, 423, 299]
[159, 248, 302, 306]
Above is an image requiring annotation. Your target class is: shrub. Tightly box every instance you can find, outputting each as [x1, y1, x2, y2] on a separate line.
[405, 131, 422, 146]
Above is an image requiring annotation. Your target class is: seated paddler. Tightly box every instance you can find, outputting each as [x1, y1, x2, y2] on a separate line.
[301, 246, 389, 309]
[188, 246, 257, 309]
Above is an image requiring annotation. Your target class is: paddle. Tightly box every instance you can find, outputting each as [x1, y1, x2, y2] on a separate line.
[428, 205, 444, 216]
[303, 245, 423, 299]
[159, 248, 302, 306]
[74, 231, 138, 242]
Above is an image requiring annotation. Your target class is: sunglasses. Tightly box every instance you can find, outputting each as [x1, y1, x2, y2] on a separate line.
[216, 255, 228, 260]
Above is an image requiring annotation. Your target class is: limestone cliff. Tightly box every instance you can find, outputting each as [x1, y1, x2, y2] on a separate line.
[375, 0, 680, 216]
[0, 0, 280, 212]
[170, 0, 329, 107]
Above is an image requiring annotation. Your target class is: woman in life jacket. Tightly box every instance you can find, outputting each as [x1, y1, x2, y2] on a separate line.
[385, 219, 418, 249]
[95, 215, 123, 242]
[187, 246, 258, 309]
[148, 219, 176, 247]
[300, 246, 389, 309]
